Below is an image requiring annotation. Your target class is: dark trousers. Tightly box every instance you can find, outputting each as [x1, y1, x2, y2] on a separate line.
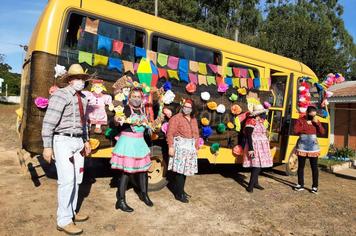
[175, 173, 186, 196]
[118, 172, 148, 199]
[297, 156, 319, 188]
[247, 167, 261, 190]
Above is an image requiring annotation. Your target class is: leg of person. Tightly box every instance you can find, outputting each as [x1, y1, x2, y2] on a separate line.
[138, 172, 153, 207]
[254, 168, 264, 190]
[182, 175, 191, 198]
[174, 173, 189, 203]
[53, 136, 83, 234]
[295, 156, 306, 191]
[116, 173, 134, 212]
[246, 167, 260, 193]
[309, 157, 319, 194]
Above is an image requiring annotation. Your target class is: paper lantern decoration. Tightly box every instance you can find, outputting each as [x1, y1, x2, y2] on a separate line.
[218, 83, 229, 93]
[210, 143, 220, 154]
[198, 138, 204, 147]
[34, 97, 48, 109]
[202, 126, 213, 138]
[89, 138, 100, 150]
[229, 93, 238, 101]
[217, 104, 226, 114]
[201, 118, 210, 126]
[233, 145, 243, 156]
[227, 122, 235, 129]
[201, 92, 210, 101]
[137, 57, 153, 86]
[163, 90, 175, 104]
[207, 101, 217, 110]
[231, 104, 242, 115]
[186, 82, 197, 94]
[216, 123, 226, 133]
[234, 117, 241, 132]
[161, 122, 169, 134]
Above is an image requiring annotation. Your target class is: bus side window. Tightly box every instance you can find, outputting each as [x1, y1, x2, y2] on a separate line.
[269, 110, 283, 143]
[270, 76, 287, 107]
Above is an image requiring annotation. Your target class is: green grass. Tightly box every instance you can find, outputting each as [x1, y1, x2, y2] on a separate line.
[318, 158, 347, 167]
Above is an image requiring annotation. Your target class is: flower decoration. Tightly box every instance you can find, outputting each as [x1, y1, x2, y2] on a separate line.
[201, 117, 210, 126]
[231, 104, 242, 115]
[216, 123, 226, 133]
[217, 104, 226, 114]
[210, 143, 220, 154]
[227, 122, 235, 129]
[201, 92, 211, 101]
[229, 93, 238, 101]
[202, 126, 213, 138]
[34, 97, 49, 109]
[207, 101, 217, 110]
[186, 82, 196, 94]
[54, 64, 67, 78]
[163, 90, 175, 104]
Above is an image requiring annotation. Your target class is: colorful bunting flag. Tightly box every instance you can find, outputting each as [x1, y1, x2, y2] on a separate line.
[232, 78, 240, 88]
[112, 40, 124, 54]
[208, 64, 218, 74]
[240, 78, 247, 88]
[148, 50, 157, 65]
[157, 53, 168, 67]
[233, 67, 240, 77]
[248, 69, 255, 78]
[135, 47, 146, 58]
[179, 71, 189, 83]
[240, 68, 248, 78]
[189, 61, 199, 73]
[84, 18, 99, 35]
[225, 67, 233, 77]
[93, 54, 108, 66]
[217, 65, 223, 75]
[189, 73, 198, 84]
[108, 57, 122, 72]
[198, 63, 208, 75]
[168, 56, 179, 70]
[179, 58, 189, 74]
[247, 78, 254, 89]
[150, 61, 159, 87]
[216, 75, 224, 85]
[198, 74, 207, 86]
[167, 70, 179, 80]
[122, 60, 135, 74]
[78, 51, 93, 65]
[206, 75, 216, 85]
[134, 63, 139, 72]
[158, 68, 168, 79]
[253, 77, 261, 89]
[225, 77, 233, 86]
[97, 35, 112, 52]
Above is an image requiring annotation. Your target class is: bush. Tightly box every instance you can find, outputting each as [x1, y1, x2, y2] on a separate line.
[328, 145, 355, 161]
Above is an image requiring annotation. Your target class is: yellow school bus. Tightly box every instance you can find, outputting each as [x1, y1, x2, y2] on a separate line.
[18, 0, 329, 190]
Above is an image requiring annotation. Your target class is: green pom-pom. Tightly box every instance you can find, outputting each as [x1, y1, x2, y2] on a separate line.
[210, 143, 220, 154]
[216, 123, 226, 133]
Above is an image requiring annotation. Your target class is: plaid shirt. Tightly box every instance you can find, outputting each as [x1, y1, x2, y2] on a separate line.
[42, 86, 89, 148]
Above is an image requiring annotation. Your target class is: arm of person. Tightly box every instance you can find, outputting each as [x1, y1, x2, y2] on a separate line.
[293, 118, 303, 135]
[192, 118, 200, 150]
[312, 116, 325, 135]
[166, 116, 178, 156]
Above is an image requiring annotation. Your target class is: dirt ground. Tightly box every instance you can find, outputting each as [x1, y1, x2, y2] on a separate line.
[0, 104, 355, 236]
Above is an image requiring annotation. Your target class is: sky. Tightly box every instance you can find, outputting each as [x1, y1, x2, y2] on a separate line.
[0, 0, 355, 74]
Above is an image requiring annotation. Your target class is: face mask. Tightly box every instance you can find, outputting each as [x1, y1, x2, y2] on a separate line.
[182, 107, 193, 115]
[71, 80, 85, 91]
[129, 98, 142, 107]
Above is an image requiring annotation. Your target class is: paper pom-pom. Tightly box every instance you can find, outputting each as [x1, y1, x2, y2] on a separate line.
[217, 104, 226, 114]
[163, 90, 175, 104]
[201, 117, 210, 126]
[227, 122, 235, 129]
[54, 64, 67, 78]
[216, 123, 226, 133]
[217, 83, 229, 93]
[198, 138, 204, 147]
[163, 81, 172, 91]
[201, 92, 211, 101]
[34, 97, 49, 109]
[207, 101, 217, 110]
[231, 104, 242, 115]
[263, 101, 271, 109]
[49, 85, 59, 95]
[210, 143, 220, 154]
[186, 82, 196, 94]
[237, 88, 247, 95]
[233, 145, 243, 156]
[161, 122, 169, 134]
[229, 93, 238, 101]
[89, 138, 100, 150]
[202, 126, 213, 138]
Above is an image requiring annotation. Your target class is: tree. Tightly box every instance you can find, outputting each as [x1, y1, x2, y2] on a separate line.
[0, 54, 21, 96]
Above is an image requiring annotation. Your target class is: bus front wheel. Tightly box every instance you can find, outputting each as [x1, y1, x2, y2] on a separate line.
[148, 155, 168, 192]
[286, 153, 298, 176]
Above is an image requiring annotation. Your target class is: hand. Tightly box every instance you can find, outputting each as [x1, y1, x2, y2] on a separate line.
[248, 151, 255, 158]
[84, 141, 91, 156]
[312, 116, 319, 123]
[168, 147, 175, 157]
[306, 120, 312, 125]
[43, 148, 54, 164]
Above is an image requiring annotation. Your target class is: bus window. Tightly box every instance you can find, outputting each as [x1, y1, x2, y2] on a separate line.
[227, 62, 260, 78]
[268, 110, 283, 143]
[270, 76, 287, 107]
[62, 13, 146, 62]
[151, 35, 221, 65]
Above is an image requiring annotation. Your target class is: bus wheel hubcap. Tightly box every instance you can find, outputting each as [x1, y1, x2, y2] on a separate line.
[148, 157, 166, 184]
[289, 154, 298, 172]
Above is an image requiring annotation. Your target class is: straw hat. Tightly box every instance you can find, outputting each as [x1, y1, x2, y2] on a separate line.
[59, 64, 93, 83]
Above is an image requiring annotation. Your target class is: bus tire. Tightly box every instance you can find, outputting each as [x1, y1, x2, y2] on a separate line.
[148, 155, 168, 192]
[286, 152, 298, 176]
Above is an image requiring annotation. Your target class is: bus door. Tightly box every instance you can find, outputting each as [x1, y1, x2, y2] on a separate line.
[267, 73, 294, 163]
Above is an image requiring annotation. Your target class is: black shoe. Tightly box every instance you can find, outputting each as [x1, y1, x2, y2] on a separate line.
[115, 199, 134, 212]
[245, 186, 253, 193]
[138, 193, 154, 207]
[254, 184, 264, 190]
[174, 194, 189, 203]
[183, 191, 192, 198]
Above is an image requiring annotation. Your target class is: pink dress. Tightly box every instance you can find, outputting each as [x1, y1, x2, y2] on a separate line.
[83, 91, 112, 125]
[243, 119, 273, 168]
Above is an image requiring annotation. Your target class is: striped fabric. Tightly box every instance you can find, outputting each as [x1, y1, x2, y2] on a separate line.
[42, 86, 88, 148]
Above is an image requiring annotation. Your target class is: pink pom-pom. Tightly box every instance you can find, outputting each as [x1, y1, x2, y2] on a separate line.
[34, 97, 49, 109]
[198, 138, 204, 147]
[161, 122, 169, 134]
[263, 101, 271, 109]
[217, 83, 229, 93]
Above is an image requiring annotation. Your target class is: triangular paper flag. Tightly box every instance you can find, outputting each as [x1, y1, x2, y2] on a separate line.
[179, 71, 189, 83]
[217, 65, 223, 75]
[189, 73, 198, 84]
[225, 67, 233, 77]
[112, 40, 124, 54]
[240, 68, 248, 78]
[122, 60, 134, 74]
[225, 77, 233, 86]
[216, 75, 224, 85]
[93, 54, 108, 66]
[168, 56, 179, 69]
[167, 70, 179, 80]
[189, 61, 199, 72]
[179, 59, 189, 74]
[198, 63, 207, 75]
[208, 64, 218, 74]
[248, 69, 255, 78]
[232, 78, 240, 88]
[84, 18, 99, 35]
[240, 78, 247, 88]
[247, 78, 254, 89]
[233, 67, 240, 77]
[135, 47, 146, 58]
[97, 35, 112, 52]
[78, 51, 93, 65]
[158, 68, 167, 79]
[148, 51, 157, 65]
[108, 57, 123, 72]
[206, 75, 216, 85]
[157, 53, 168, 67]
[253, 78, 261, 89]
[198, 74, 207, 86]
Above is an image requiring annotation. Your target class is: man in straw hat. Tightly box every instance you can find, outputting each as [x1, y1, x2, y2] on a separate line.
[42, 64, 92, 235]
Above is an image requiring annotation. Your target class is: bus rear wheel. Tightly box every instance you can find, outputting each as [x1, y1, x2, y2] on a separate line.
[148, 155, 168, 192]
[286, 153, 298, 176]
